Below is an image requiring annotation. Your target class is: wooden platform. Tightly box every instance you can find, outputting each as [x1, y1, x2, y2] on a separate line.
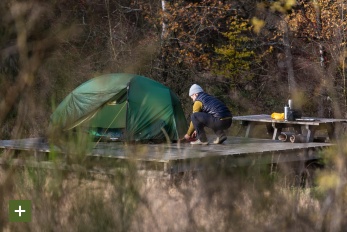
[0, 137, 334, 174]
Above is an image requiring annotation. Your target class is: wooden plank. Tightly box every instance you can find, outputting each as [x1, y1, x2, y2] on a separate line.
[0, 137, 333, 174]
[0, 138, 52, 153]
[0, 136, 332, 160]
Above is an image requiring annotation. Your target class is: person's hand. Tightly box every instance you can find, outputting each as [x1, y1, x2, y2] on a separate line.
[184, 134, 190, 140]
[192, 131, 197, 138]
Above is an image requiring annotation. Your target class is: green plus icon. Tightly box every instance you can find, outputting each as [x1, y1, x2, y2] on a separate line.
[9, 200, 32, 222]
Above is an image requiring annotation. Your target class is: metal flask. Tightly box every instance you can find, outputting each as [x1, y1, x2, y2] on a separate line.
[284, 105, 290, 121]
[288, 99, 292, 109]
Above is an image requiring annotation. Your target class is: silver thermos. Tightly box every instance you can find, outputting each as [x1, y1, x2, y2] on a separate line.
[284, 99, 292, 121]
[288, 99, 292, 109]
[284, 105, 290, 121]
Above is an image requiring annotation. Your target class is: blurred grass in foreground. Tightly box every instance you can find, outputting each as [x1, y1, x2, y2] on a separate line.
[0, 136, 347, 231]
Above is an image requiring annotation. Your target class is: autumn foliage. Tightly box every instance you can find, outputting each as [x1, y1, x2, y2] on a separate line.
[0, 0, 347, 135]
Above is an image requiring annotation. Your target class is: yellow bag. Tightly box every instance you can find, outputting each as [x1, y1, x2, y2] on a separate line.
[271, 112, 284, 120]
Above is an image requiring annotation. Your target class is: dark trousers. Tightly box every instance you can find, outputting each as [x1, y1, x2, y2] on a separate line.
[191, 112, 232, 142]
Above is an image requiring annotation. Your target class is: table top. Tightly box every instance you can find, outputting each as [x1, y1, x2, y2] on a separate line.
[233, 114, 347, 125]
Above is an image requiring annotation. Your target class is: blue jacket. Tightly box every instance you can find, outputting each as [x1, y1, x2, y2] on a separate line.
[195, 92, 232, 118]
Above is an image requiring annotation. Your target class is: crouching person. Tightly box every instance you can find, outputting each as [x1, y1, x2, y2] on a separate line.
[184, 84, 232, 145]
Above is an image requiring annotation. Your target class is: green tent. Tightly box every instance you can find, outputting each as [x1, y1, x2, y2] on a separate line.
[50, 73, 188, 142]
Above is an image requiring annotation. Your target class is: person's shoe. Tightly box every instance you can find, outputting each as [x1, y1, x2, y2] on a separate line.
[190, 139, 209, 145]
[213, 136, 227, 144]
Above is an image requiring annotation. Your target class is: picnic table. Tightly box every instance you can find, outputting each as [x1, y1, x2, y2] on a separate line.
[233, 114, 347, 143]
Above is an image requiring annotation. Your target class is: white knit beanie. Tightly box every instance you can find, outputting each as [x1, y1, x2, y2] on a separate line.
[189, 84, 203, 96]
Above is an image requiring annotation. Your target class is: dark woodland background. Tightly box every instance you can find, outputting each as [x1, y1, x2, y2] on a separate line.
[1, 0, 347, 139]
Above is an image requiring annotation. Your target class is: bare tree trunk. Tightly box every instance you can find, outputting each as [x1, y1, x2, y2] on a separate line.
[339, 1, 347, 116]
[105, 0, 117, 61]
[160, 0, 169, 82]
[161, 0, 168, 41]
[282, 20, 297, 97]
[313, 0, 330, 117]
[313, 0, 326, 68]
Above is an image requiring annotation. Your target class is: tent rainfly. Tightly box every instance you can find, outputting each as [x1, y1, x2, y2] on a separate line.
[49, 73, 188, 142]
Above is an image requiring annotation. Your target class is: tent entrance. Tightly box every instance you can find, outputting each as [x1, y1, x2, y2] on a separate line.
[87, 100, 127, 141]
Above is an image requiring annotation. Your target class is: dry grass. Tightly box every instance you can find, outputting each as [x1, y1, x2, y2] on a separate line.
[0, 148, 345, 232]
